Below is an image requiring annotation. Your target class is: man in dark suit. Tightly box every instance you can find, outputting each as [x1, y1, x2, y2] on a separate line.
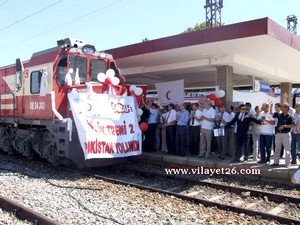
[225, 104, 262, 163]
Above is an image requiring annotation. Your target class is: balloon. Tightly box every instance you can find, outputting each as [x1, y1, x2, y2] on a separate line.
[137, 108, 143, 116]
[68, 68, 74, 74]
[214, 98, 223, 107]
[208, 93, 217, 101]
[139, 122, 149, 132]
[118, 76, 125, 85]
[129, 85, 137, 92]
[111, 77, 120, 86]
[106, 69, 115, 78]
[134, 87, 143, 96]
[104, 77, 111, 85]
[216, 90, 225, 98]
[97, 73, 106, 82]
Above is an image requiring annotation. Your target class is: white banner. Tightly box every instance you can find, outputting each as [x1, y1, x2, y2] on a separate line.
[68, 91, 142, 159]
[155, 79, 184, 106]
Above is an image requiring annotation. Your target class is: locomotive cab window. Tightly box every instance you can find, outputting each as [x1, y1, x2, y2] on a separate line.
[69, 55, 87, 84]
[91, 59, 105, 81]
[56, 54, 67, 85]
[110, 62, 119, 76]
[30, 71, 42, 94]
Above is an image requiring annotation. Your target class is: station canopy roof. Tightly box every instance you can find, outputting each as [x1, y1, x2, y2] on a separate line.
[107, 18, 300, 90]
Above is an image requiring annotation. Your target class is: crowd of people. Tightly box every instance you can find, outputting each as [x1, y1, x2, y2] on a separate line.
[140, 97, 300, 167]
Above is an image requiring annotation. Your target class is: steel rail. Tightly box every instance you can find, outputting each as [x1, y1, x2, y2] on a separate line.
[118, 165, 300, 204]
[76, 169, 300, 225]
[0, 194, 60, 225]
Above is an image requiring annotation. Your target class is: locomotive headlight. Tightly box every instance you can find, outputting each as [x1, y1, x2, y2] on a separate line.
[82, 44, 96, 55]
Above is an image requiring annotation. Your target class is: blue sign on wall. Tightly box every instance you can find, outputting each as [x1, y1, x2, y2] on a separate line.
[253, 79, 270, 93]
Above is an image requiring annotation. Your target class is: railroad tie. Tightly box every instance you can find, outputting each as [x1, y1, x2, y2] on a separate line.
[208, 194, 227, 201]
[244, 200, 263, 209]
[268, 203, 286, 215]
[232, 199, 244, 207]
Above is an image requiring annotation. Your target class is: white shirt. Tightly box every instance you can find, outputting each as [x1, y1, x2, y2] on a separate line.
[217, 111, 231, 127]
[190, 109, 203, 126]
[252, 114, 261, 134]
[292, 112, 300, 134]
[259, 111, 275, 135]
[230, 112, 235, 120]
[201, 107, 216, 130]
[162, 109, 177, 124]
[248, 109, 255, 116]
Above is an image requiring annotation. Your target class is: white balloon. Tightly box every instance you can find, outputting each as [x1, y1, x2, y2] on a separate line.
[129, 85, 137, 92]
[106, 69, 115, 78]
[134, 87, 143, 96]
[68, 68, 74, 74]
[137, 108, 143, 116]
[111, 77, 120, 86]
[216, 90, 225, 98]
[97, 73, 106, 82]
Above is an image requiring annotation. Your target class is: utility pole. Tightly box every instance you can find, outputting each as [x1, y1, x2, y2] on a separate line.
[287, 15, 297, 34]
[204, 0, 223, 29]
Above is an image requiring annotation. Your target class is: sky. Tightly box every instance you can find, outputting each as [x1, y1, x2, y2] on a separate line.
[0, 0, 300, 66]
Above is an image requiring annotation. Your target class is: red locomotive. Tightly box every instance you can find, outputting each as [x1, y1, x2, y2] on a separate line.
[0, 38, 143, 167]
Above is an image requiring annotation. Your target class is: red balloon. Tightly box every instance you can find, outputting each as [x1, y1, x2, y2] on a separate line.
[214, 98, 223, 107]
[104, 77, 111, 85]
[118, 76, 125, 85]
[208, 93, 217, 100]
[139, 122, 149, 132]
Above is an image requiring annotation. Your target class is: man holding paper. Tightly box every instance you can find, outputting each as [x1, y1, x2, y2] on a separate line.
[215, 105, 231, 159]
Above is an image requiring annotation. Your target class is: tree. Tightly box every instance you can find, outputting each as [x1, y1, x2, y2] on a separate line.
[183, 22, 208, 33]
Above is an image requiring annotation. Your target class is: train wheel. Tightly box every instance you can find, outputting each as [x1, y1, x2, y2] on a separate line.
[47, 145, 60, 166]
[3, 137, 13, 155]
[22, 142, 35, 160]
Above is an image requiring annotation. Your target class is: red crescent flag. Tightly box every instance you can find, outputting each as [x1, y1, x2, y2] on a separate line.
[155, 80, 184, 106]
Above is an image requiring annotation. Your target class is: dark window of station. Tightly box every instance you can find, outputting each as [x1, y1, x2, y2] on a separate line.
[69, 56, 87, 84]
[91, 59, 106, 81]
[56, 54, 68, 85]
[110, 61, 119, 76]
[30, 71, 42, 94]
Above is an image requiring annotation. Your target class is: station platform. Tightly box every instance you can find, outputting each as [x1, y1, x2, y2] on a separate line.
[133, 152, 300, 185]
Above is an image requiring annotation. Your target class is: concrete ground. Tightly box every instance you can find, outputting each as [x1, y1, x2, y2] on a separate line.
[134, 151, 300, 185]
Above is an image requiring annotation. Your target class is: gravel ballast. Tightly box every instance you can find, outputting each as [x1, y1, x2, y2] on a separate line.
[0, 153, 285, 225]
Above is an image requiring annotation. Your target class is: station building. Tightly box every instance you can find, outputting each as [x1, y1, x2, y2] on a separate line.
[107, 17, 300, 106]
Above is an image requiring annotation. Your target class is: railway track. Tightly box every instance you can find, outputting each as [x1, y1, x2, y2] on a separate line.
[73, 165, 300, 225]
[0, 194, 60, 225]
[0, 152, 299, 224]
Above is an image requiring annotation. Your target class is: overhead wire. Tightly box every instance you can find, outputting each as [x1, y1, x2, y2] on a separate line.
[0, 0, 9, 7]
[0, 0, 123, 52]
[0, 0, 64, 32]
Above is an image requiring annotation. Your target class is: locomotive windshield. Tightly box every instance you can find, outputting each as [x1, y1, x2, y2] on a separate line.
[91, 59, 106, 82]
[56, 53, 117, 85]
[69, 55, 87, 83]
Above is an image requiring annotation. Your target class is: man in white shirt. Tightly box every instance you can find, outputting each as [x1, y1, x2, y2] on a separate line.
[226, 105, 236, 157]
[258, 103, 275, 164]
[189, 103, 202, 156]
[215, 105, 231, 159]
[199, 101, 216, 158]
[162, 103, 177, 155]
[291, 103, 300, 165]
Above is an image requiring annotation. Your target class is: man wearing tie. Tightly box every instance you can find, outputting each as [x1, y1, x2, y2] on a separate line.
[189, 103, 202, 156]
[225, 104, 262, 163]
